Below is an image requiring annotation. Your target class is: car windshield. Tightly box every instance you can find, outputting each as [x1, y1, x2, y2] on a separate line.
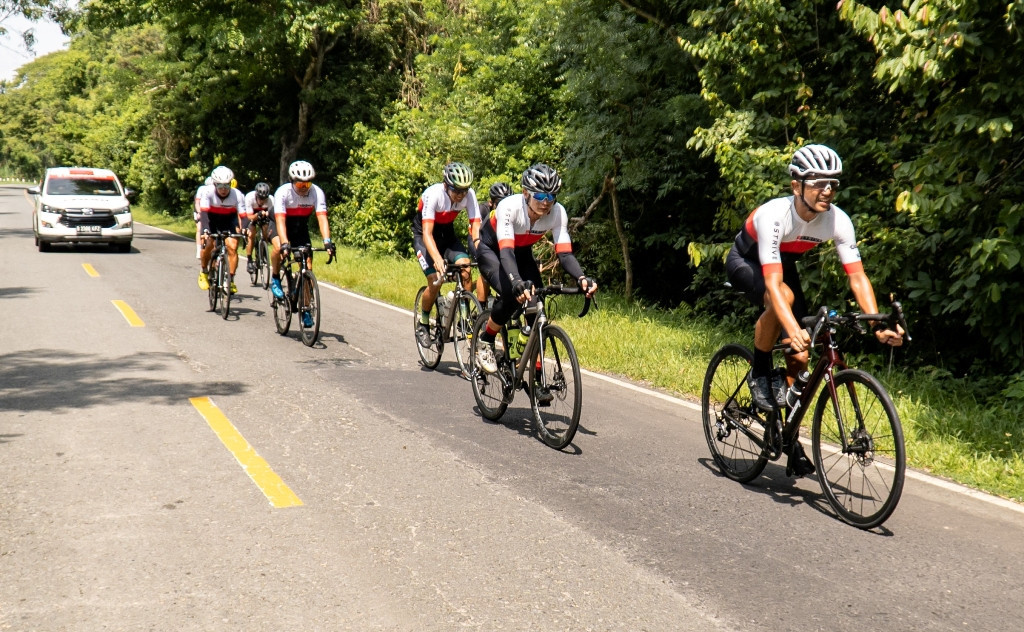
[47, 177, 121, 196]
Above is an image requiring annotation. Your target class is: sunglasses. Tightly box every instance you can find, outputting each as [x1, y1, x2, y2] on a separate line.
[293, 181, 312, 189]
[448, 186, 468, 196]
[803, 178, 840, 191]
[530, 191, 556, 203]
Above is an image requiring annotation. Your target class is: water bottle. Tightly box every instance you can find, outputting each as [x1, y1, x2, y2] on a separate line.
[439, 290, 454, 328]
[785, 370, 811, 409]
[510, 325, 530, 360]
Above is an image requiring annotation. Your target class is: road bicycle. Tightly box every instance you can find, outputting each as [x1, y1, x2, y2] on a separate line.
[270, 244, 335, 347]
[413, 262, 484, 376]
[702, 301, 911, 529]
[247, 214, 272, 289]
[470, 284, 593, 450]
[205, 231, 243, 320]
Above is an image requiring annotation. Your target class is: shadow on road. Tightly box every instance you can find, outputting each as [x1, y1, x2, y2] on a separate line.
[0, 349, 247, 414]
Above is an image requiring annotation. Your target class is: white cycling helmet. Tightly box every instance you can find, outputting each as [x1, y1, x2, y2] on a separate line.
[288, 160, 315, 181]
[789, 144, 843, 178]
[210, 166, 234, 185]
[442, 162, 474, 189]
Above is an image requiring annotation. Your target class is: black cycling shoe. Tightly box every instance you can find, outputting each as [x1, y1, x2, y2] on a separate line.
[746, 373, 775, 413]
[246, 259, 256, 275]
[770, 367, 788, 408]
[786, 442, 816, 478]
[415, 322, 433, 347]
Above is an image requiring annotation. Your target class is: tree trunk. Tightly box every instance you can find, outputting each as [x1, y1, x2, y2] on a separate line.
[608, 158, 633, 300]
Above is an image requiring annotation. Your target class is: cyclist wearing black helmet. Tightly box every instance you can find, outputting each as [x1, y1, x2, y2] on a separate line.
[243, 182, 275, 275]
[413, 162, 482, 346]
[474, 164, 597, 376]
[726, 144, 903, 476]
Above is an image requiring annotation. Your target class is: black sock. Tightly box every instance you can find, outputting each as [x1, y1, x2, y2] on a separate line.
[752, 348, 772, 378]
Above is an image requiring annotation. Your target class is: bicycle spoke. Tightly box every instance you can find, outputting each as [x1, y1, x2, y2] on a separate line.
[530, 325, 581, 450]
[701, 344, 769, 483]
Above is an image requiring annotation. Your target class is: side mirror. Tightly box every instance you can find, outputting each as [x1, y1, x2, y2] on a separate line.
[27, 186, 40, 195]
[124, 188, 137, 201]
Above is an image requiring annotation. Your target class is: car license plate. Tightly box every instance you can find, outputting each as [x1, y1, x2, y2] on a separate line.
[76, 225, 102, 234]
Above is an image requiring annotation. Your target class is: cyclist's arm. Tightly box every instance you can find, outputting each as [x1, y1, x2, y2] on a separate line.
[316, 212, 330, 243]
[848, 270, 904, 346]
[275, 211, 288, 245]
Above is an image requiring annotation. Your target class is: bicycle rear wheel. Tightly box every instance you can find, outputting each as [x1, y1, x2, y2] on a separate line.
[701, 344, 770, 483]
[217, 259, 231, 320]
[811, 369, 905, 529]
[413, 286, 443, 369]
[452, 293, 483, 377]
[272, 271, 292, 335]
[298, 270, 321, 347]
[470, 311, 510, 421]
[207, 262, 219, 313]
[528, 324, 582, 450]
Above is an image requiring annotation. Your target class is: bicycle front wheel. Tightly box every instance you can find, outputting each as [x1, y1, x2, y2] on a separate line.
[272, 272, 292, 335]
[452, 293, 483, 377]
[298, 270, 321, 347]
[218, 259, 231, 320]
[701, 344, 770, 483]
[812, 369, 905, 530]
[248, 244, 260, 285]
[258, 240, 271, 290]
[470, 311, 510, 421]
[207, 262, 219, 312]
[528, 324, 582, 450]
[413, 286, 443, 369]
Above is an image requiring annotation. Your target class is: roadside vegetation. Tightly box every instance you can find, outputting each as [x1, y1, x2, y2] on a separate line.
[134, 204, 1024, 503]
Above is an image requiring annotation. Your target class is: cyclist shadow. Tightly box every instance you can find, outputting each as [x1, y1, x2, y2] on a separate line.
[424, 360, 471, 380]
[474, 405, 583, 455]
[696, 457, 895, 536]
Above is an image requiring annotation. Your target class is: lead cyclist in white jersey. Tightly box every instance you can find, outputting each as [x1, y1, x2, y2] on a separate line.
[725, 144, 904, 476]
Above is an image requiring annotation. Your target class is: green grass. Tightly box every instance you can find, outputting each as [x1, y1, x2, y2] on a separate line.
[134, 205, 1024, 504]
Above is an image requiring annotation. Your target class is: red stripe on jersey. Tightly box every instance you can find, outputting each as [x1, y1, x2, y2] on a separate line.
[514, 233, 545, 247]
[744, 210, 758, 240]
[554, 242, 572, 254]
[498, 238, 515, 250]
[780, 240, 818, 254]
[843, 261, 864, 275]
[762, 262, 783, 275]
[284, 205, 314, 218]
[433, 210, 459, 224]
[204, 206, 237, 215]
[417, 198, 424, 212]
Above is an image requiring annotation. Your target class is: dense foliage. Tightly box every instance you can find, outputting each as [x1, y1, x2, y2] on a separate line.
[2, 0, 1023, 380]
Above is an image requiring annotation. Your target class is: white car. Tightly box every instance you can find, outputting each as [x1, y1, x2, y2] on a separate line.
[30, 167, 134, 253]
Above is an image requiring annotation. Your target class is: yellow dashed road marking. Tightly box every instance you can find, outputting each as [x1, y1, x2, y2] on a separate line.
[189, 397, 303, 508]
[82, 263, 99, 277]
[111, 300, 145, 327]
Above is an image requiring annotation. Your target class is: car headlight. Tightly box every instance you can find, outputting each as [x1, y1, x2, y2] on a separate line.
[113, 206, 131, 215]
[41, 204, 63, 214]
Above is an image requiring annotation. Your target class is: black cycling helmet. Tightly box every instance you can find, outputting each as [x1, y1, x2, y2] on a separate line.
[489, 182, 513, 201]
[254, 182, 271, 198]
[521, 163, 562, 195]
[442, 162, 474, 189]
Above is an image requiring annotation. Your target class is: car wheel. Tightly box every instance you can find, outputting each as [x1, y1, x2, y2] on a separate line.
[38, 240, 51, 252]
[117, 242, 131, 253]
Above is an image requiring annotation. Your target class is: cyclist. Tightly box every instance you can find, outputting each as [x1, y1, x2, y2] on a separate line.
[193, 176, 212, 259]
[243, 182, 275, 276]
[471, 181, 514, 305]
[197, 166, 244, 294]
[725, 144, 904, 476]
[413, 162, 482, 346]
[271, 160, 335, 328]
[474, 164, 598, 400]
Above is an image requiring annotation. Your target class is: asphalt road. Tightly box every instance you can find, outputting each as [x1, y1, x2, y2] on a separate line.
[2, 185, 1022, 631]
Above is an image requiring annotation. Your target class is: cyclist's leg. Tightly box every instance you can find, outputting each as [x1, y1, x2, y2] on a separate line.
[241, 215, 254, 257]
[414, 232, 443, 318]
[727, 245, 782, 411]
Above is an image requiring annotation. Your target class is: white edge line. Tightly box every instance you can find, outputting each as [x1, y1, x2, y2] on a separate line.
[145, 222, 1024, 516]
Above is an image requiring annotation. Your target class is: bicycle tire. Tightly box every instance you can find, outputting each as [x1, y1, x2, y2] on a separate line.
[248, 242, 260, 285]
[259, 240, 271, 290]
[811, 368, 906, 529]
[218, 257, 231, 319]
[413, 286, 443, 369]
[298, 270, 321, 347]
[206, 259, 218, 312]
[272, 270, 292, 335]
[701, 344, 770, 483]
[451, 293, 483, 377]
[470, 311, 510, 420]
[528, 324, 582, 450]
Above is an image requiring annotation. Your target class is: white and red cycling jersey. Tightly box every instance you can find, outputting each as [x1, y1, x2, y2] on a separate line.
[413, 182, 481, 236]
[198, 186, 244, 217]
[735, 195, 863, 275]
[273, 183, 327, 220]
[244, 190, 275, 220]
[489, 194, 573, 255]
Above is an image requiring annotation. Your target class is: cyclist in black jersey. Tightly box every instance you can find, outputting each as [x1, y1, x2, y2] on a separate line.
[471, 182, 514, 305]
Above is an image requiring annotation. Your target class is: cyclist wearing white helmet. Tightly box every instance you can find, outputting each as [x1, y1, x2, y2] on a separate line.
[725, 144, 903, 476]
[198, 166, 244, 294]
[270, 161, 334, 327]
[243, 182, 276, 276]
[413, 162, 482, 346]
[473, 164, 597, 386]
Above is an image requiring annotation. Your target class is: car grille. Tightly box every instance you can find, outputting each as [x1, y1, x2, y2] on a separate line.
[60, 209, 117, 229]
